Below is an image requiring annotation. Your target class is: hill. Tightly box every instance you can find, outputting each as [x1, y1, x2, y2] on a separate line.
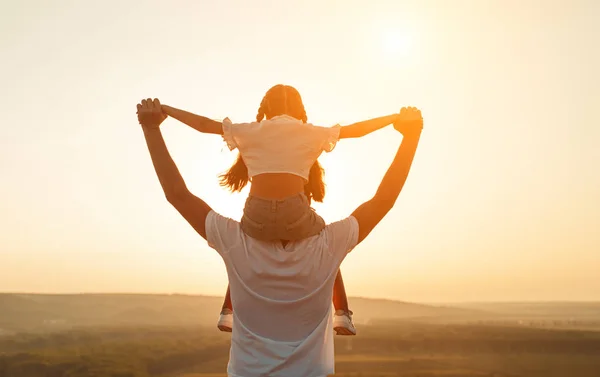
[2, 294, 599, 335]
[0, 293, 484, 333]
[454, 301, 600, 320]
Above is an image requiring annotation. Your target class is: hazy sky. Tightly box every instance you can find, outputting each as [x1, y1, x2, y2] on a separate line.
[1, 0, 598, 302]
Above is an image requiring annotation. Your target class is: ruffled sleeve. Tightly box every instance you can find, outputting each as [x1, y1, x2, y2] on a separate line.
[321, 124, 341, 153]
[221, 117, 238, 151]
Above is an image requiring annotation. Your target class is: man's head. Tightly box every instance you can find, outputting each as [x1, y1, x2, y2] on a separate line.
[256, 84, 308, 123]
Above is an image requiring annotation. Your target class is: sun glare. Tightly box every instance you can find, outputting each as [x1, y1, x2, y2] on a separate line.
[382, 30, 413, 59]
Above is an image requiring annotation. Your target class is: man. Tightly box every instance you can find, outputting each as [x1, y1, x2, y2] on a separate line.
[136, 98, 423, 377]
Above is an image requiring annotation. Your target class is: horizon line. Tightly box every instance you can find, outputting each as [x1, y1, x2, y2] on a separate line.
[1, 292, 599, 304]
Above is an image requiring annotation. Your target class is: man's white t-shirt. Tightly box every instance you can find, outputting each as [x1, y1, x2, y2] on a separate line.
[205, 210, 359, 377]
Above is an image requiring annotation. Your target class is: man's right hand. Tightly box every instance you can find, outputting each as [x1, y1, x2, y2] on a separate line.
[394, 106, 423, 137]
[137, 98, 167, 129]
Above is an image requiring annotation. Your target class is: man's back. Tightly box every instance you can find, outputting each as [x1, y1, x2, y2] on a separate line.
[206, 211, 359, 377]
[137, 99, 422, 377]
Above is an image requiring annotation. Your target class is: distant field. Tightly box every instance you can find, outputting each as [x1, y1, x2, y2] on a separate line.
[2, 294, 599, 333]
[2, 322, 599, 377]
[1, 294, 600, 376]
[178, 354, 600, 377]
[0, 293, 489, 333]
[178, 353, 600, 377]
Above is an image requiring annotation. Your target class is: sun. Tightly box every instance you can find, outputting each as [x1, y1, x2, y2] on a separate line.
[381, 30, 413, 59]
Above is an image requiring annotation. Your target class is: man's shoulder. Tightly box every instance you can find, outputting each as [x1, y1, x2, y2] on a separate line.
[314, 216, 360, 259]
[205, 211, 243, 252]
[207, 210, 239, 224]
[322, 216, 359, 245]
[324, 216, 358, 232]
[207, 210, 244, 234]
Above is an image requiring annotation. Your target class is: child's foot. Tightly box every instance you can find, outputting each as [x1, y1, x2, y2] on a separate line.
[333, 309, 356, 336]
[217, 308, 233, 332]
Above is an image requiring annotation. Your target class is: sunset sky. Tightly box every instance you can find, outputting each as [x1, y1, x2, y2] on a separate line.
[1, 0, 598, 302]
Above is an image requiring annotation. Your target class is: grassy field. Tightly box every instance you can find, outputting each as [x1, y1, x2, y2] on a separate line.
[1, 294, 600, 376]
[2, 323, 600, 377]
[180, 354, 600, 377]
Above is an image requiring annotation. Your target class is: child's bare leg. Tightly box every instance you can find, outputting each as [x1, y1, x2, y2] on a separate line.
[332, 269, 356, 335]
[222, 285, 233, 311]
[217, 285, 233, 332]
[332, 269, 349, 311]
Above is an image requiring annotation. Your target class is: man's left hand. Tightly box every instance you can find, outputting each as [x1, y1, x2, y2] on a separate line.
[137, 98, 167, 129]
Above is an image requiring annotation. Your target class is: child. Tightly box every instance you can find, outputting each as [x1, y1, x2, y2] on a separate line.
[160, 84, 402, 335]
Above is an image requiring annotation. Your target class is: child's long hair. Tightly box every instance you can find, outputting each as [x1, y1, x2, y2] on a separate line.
[219, 84, 326, 203]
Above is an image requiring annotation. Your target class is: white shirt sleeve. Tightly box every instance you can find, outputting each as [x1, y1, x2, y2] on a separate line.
[205, 210, 243, 256]
[324, 216, 359, 265]
[221, 118, 261, 151]
[309, 124, 341, 153]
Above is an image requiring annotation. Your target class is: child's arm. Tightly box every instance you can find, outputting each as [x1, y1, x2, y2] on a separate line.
[338, 114, 400, 139]
[161, 105, 223, 135]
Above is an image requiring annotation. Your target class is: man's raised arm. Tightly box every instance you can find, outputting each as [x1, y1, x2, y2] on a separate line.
[137, 98, 212, 240]
[351, 106, 423, 244]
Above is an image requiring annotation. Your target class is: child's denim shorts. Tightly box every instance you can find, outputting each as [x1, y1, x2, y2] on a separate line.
[240, 193, 325, 241]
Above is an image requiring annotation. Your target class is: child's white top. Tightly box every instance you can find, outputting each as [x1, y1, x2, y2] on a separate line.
[222, 115, 341, 181]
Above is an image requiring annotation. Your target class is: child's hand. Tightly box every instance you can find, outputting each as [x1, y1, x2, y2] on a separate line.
[136, 98, 167, 129]
[393, 107, 423, 137]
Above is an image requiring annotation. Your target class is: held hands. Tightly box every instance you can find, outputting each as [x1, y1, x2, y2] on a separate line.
[136, 98, 167, 130]
[394, 107, 423, 137]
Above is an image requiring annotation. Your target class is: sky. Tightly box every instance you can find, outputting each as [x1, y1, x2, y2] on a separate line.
[0, 0, 598, 302]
